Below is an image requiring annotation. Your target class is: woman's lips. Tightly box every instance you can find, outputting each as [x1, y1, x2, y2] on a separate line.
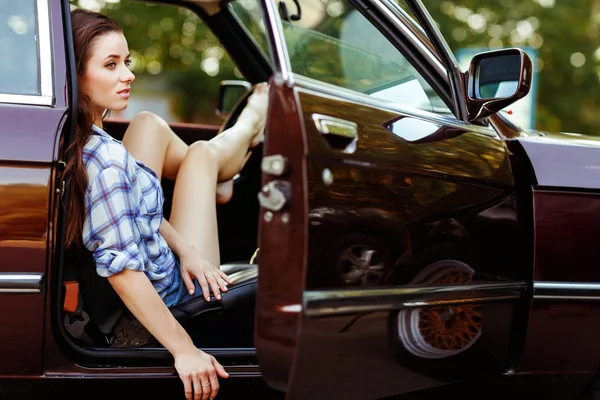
[118, 88, 130, 99]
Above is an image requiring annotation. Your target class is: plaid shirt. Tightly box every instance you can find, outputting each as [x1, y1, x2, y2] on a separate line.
[82, 125, 177, 299]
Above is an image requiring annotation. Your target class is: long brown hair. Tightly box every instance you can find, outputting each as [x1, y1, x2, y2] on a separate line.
[64, 9, 123, 248]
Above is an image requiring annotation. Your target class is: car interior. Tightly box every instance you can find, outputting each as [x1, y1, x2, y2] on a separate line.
[57, 0, 273, 362]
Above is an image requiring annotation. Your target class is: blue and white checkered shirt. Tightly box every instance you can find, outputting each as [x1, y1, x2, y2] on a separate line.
[82, 125, 178, 300]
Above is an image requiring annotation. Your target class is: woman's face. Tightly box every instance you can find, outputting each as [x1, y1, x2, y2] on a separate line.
[84, 31, 135, 119]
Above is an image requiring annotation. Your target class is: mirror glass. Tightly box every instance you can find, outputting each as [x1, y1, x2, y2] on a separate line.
[475, 54, 521, 100]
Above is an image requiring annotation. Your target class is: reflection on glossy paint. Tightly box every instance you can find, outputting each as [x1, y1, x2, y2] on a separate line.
[0, 183, 48, 242]
[0, 167, 50, 251]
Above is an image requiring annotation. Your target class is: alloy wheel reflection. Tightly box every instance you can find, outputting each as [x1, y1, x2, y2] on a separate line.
[397, 260, 482, 359]
[338, 243, 386, 285]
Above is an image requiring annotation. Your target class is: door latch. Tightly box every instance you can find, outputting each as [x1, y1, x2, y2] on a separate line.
[258, 180, 290, 212]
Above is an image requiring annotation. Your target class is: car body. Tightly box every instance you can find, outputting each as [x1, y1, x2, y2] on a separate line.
[1, 0, 600, 398]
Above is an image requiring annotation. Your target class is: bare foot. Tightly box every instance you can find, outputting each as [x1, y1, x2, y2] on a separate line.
[250, 123, 265, 148]
[246, 83, 269, 148]
[216, 180, 233, 204]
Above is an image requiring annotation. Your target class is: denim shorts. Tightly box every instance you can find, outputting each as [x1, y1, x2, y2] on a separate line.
[162, 264, 204, 308]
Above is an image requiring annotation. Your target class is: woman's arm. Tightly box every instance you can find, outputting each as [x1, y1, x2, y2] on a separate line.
[108, 269, 228, 400]
[160, 219, 231, 301]
[108, 268, 195, 355]
[160, 218, 189, 259]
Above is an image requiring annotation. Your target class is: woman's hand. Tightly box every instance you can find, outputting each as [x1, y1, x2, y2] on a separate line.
[174, 347, 229, 400]
[179, 245, 232, 301]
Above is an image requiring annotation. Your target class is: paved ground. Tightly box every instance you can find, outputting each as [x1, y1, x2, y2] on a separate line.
[0, 374, 595, 400]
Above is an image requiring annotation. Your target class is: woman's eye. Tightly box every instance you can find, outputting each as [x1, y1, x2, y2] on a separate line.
[106, 62, 116, 69]
[125, 59, 132, 67]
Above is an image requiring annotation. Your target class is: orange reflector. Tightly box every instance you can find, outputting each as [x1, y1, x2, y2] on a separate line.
[63, 281, 79, 313]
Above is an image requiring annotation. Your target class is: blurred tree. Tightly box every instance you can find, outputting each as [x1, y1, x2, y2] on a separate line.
[72, 0, 600, 135]
[420, 0, 600, 135]
[72, 0, 239, 125]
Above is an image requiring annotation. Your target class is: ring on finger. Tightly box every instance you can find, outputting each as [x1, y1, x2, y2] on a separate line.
[201, 382, 210, 387]
[206, 273, 214, 278]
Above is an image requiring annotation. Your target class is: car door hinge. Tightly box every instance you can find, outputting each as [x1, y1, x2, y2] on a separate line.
[258, 180, 291, 212]
[261, 154, 290, 177]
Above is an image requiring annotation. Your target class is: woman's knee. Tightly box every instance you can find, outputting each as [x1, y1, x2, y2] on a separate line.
[130, 111, 165, 126]
[125, 112, 170, 142]
[186, 141, 220, 171]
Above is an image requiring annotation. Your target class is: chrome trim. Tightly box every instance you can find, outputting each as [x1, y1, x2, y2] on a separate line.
[261, 0, 293, 86]
[304, 282, 526, 317]
[294, 75, 496, 137]
[312, 114, 358, 138]
[45, 365, 262, 378]
[0, 0, 54, 106]
[0, 273, 44, 293]
[534, 282, 600, 301]
[0, 93, 54, 106]
[37, 0, 54, 100]
[376, 0, 446, 77]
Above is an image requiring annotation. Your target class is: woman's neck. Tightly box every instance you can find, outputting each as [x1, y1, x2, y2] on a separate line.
[93, 114, 103, 129]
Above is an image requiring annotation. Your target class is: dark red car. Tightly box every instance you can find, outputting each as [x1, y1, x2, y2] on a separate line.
[1, 0, 599, 398]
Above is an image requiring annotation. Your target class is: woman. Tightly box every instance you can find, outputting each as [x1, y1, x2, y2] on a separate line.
[66, 9, 268, 400]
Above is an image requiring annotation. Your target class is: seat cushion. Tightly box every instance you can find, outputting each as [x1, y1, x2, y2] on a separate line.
[170, 263, 257, 322]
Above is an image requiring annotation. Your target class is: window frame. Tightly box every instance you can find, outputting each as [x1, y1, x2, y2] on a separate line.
[0, 0, 54, 106]
[256, 0, 459, 118]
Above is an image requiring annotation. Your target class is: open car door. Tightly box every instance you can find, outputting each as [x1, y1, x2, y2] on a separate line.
[254, 0, 528, 398]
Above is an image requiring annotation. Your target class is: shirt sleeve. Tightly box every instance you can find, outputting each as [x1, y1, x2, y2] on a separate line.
[83, 165, 145, 277]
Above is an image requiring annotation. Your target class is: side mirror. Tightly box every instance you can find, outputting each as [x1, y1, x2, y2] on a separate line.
[216, 80, 252, 119]
[466, 48, 532, 122]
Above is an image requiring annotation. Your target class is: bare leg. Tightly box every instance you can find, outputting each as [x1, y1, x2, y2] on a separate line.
[123, 111, 258, 178]
[122, 112, 188, 181]
[169, 128, 259, 266]
[121, 112, 260, 266]
[168, 142, 220, 266]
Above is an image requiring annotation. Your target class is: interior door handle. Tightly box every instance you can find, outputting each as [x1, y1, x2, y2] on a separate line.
[312, 113, 358, 153]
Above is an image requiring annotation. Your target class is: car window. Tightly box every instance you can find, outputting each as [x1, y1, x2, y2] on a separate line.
[229, 0, 271, 59]
[0, 1, 40, 95]
[230, 0, 452, 115]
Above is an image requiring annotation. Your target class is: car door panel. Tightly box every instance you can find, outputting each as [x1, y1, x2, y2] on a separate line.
[256, 82, 309, 392]
[297, 88, 520, 287]
[283, 86, 523, 398]
[0, 0, 67, 376]
[257, 83, 524, 397]
[254, 0, 525, 396]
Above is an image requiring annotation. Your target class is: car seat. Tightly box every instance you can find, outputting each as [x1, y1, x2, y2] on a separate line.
[63, 246, 258, 349]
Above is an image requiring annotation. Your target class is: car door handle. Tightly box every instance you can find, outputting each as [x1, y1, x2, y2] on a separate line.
[312, 113, 358, 153]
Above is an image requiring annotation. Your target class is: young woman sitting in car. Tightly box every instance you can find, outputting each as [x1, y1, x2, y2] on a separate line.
[66, 9, 269, 400]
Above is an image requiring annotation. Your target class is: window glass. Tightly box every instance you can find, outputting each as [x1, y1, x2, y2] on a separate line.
[229, 0, 270, 59]
[0, 1, 40, 95]
[231, 0, 452, 115]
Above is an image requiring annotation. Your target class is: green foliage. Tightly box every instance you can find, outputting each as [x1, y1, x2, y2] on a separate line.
[72, 0, 238, 124]
[422, 0, 600, 134]
[71, 0, 600, 134]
